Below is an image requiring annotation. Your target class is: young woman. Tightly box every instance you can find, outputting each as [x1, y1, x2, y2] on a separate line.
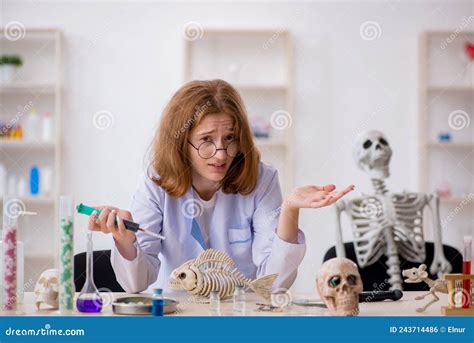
[88, 79, 354, 293]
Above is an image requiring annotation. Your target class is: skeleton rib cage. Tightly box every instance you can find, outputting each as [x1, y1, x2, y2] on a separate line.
[345, 191, 427, 269]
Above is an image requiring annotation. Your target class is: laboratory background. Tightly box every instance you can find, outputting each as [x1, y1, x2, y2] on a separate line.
[0, 0, 473, 296]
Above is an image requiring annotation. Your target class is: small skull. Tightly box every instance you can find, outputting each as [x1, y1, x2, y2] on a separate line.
[353, 130, 392, 179]
[34, 269, 59, 310]
[316, 258, 363, 316]
[402, 264, 428, 284]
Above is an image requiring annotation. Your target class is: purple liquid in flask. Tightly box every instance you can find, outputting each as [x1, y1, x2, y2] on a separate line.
[76, 231, 104, 313]
[76, 297, 103, 313]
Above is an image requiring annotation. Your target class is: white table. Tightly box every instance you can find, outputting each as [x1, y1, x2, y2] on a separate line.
[1, 291, 450, 316]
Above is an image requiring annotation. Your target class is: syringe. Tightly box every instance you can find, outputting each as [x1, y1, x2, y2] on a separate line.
[76, 203, 165, 240]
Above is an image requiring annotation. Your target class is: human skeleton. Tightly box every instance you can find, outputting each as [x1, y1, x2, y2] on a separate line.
[334, 130, 451, 290]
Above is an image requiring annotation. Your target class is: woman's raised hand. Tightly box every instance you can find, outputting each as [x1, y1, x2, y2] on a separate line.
[284, 184, 355, 210]
[87, 206, 136, 247]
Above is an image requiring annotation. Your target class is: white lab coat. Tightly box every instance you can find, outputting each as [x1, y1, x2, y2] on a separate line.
[111, 162, 306, 293]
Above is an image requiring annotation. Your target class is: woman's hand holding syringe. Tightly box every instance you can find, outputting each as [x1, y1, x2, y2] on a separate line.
[87, 206, 139, 261]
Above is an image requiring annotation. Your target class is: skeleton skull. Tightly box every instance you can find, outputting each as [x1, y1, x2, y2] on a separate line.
[316, 258, 363, 316]
[34, 269, 59, 310]
[353, 130, 392, 179]
[402, 264, 429, 283]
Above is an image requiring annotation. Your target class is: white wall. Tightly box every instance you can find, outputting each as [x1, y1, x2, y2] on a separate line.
[3, 0, 472, 293]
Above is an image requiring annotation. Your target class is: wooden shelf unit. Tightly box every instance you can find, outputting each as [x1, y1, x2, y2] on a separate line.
[184, 28, 294, 195]
[0, 27, 62, 289]
[418, 30, 473, 249]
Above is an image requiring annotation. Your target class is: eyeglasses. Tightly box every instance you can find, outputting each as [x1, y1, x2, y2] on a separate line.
[188, 140, 240, 159]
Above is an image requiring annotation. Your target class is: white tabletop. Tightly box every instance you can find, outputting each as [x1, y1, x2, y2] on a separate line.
[0, 291, 450, 316]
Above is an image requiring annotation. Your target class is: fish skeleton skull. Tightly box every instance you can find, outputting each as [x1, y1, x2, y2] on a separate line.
[169, 260, 199, 292]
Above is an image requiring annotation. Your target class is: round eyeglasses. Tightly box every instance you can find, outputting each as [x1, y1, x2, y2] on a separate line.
[188, 140, 240, 159]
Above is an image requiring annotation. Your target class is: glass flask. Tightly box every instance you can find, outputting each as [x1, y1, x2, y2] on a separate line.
[76, 231, 103, 313]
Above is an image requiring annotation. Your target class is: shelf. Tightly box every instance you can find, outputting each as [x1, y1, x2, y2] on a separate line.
[0, 196, 55, 206]
[235, 83, 289, 91]
[0, 140, 55, 150]
[427, 142, 474, 149]
[440, 197, 474, 205]
[425, 30, 474, 36]
[0, 26, 62, 293]
[202, 29, 289, 37]
[254, 137, 287, 147]
[427, 86, 474, 94]
[0, 82, 57, 94]
[1, 27, 60, 41]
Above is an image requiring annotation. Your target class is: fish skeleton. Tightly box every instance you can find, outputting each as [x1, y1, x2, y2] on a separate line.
[169, 249, 278, 302]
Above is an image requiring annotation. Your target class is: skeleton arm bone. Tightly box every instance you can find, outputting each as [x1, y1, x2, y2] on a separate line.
[334, 200, 346, 258]
[426, 194, 451, 276]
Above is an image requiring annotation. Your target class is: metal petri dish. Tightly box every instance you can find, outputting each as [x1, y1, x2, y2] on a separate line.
[291, 299, 327, 308]
[112, 296, 178, 315]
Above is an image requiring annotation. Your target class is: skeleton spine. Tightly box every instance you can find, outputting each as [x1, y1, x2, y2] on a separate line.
[383, 229, 403, 290]
[373, 178, 402, 290]
[371, 178, 388, 194]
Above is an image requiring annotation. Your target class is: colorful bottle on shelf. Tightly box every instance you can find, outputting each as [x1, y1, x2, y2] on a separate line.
[437, 132, 451, 143]
[17, 177, 27, 197]
[42, 112, 53, 142]
[23, 108, 41, 140]
[29, 166, 40, 196]
[40, 166, 53, 197]
[17, 124, 23, 139]
[0, 163, 6, 197]
[59, 196, 75, 314]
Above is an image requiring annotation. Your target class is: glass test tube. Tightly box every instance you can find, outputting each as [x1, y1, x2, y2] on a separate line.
[462, 235, 472, 309]
[2, 197, 18, 311]
[59, 196, 75, 313]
